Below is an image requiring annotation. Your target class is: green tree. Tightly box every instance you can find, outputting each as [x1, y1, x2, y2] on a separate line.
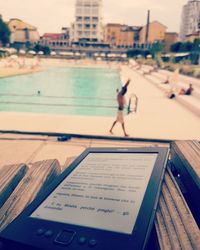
[33, 44, 51, 55]
[180, 41, 193, 52]
[0, 16, 10, 46]
[150, 41, 164, 57]
[170, 42, 182, 52]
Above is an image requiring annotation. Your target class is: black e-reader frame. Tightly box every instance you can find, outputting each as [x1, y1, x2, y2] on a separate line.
[0, 147, 169, 250]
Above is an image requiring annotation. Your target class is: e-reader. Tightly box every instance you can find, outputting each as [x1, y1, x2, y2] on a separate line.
[0, 147, 169, 250]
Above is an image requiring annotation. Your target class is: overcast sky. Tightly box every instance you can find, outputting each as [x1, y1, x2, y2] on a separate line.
[0, 0, 187, 34]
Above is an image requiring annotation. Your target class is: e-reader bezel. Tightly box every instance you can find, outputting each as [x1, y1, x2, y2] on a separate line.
[0, 147, 169, 250]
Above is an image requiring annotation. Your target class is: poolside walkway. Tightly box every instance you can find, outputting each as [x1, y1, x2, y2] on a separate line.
[0, 63, 200, 140]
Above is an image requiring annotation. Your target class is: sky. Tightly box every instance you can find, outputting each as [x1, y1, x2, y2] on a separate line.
[0, 0, 187, 35]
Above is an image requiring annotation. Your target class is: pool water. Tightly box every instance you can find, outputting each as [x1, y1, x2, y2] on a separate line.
[0, 67, 121, 117]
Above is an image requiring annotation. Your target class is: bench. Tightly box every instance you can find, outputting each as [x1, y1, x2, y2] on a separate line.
[155, 164, 200, 250]
[0, 146, 199, 249]
[170, 140, 200, 225]
[0, 159, 61, 232]
[0, 164, 28, 209]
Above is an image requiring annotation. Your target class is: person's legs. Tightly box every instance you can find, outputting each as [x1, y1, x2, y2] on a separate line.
[110, 120, 117, 134]
[122, 123, 129, 137]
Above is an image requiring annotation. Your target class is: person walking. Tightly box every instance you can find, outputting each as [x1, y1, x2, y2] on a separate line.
[110, 79, 130, 137]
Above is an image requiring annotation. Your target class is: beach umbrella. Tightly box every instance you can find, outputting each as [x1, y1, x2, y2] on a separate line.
[38, 51, 44, 55]
[146, 54, 152, 59]
[28, 50, 36, 55]
[161, 54, 170, 58]
[75, 52, 81, 56]
[59, 51, 74, 56]
[121, 54, 127, 58]
[100, 53, 106, 57]
[50, 51, 56, 56]
[174, 52, 190, 57]
[19, 49, 26, 54]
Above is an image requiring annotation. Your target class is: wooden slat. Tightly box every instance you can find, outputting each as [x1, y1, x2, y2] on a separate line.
[158, 194, 181, 250]
[164, 171, 200, 248]
[0, 159, 61, 232]
[155, 208, 172, 250]
[170, 140, 200, 224]
[0, 164, 28, 208]
[155, 167, 200, 250]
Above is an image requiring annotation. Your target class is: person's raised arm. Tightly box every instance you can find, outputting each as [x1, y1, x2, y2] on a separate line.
[124, 79, 131, 88]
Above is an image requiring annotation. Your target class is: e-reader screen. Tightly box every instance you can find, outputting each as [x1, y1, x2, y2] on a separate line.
[31, 152, 158, 234]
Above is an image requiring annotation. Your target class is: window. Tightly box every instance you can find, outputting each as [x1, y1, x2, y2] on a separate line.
[76, 16, 82, 21]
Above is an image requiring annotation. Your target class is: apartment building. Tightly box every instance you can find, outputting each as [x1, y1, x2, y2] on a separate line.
[71, 0, 103, 43]
[164, 32, 179, 52]
[104, 24, 141, 48]
[40, 28, 70, 49]
[139, 21, 167, 46]
[180, 0, 200, 40]
[105, 21, 167, 48]
[7, 18, 40, 44]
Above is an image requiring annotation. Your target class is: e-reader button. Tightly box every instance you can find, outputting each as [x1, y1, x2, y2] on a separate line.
[78, 236, 87, 245]
[54, 230, 76, 246]
[36, 228, 45, 236]
[44, 230, 54, 238]
[88, 239, 97, 247]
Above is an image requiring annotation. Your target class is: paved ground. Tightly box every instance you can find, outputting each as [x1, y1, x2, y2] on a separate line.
[0, 133, 168, 170]
[0, 64, 200, 140]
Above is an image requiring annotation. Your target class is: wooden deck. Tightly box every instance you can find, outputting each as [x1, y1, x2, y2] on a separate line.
[0, 134, 199, 249]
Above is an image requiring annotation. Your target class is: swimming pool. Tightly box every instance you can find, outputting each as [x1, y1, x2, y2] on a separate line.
[0, 67, 121, 117]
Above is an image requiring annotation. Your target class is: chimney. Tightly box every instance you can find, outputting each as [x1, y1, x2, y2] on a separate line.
[145, 10, 150, 46]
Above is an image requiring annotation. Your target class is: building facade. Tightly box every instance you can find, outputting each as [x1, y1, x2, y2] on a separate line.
[7, 18, 40, 44]
[71, 0, 103, 43]
[180, 0, 200, 40]
[185, 31, 200, 42]
[164, 32, 179, 52]
[39, 28, 70, 50]
[104, 24, 141, 48]
[139, 21, 167, 46]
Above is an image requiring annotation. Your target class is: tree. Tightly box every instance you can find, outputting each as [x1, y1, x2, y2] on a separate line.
[180, 41, 193, 52]
[0, 16, 10, 46]
[150, 41, 164, 57]
[33, 44, 51, 55]
[170, 42, 182, 52]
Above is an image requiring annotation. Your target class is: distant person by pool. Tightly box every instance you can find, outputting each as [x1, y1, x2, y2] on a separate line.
[179, 84, 194, 96]
[110, 79, 130, 137]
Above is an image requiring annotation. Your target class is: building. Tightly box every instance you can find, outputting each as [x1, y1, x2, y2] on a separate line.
[139, 21, 167, 47]
[180, 0, 200, 41]
[71, 0, 104, 43]
[164, 32, 179, 52]
[7, 18, 40, 44]
[40, 28, 70, 50]
[185, 30, 200, 42]
[104, 24, 141, 48]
